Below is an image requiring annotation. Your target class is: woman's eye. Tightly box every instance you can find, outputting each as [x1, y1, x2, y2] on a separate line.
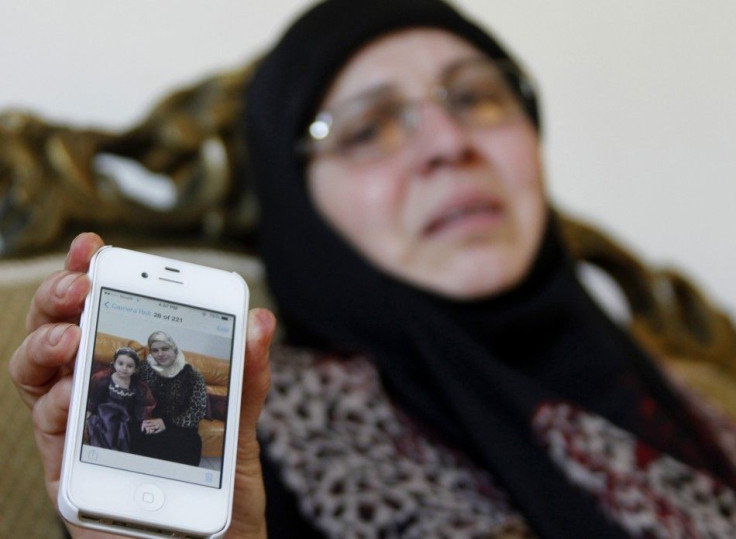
[454, 84, 505, 107]
[340, 120, 382, 148]
[450, 82, 516, 125]
[335, 104, 402, 153]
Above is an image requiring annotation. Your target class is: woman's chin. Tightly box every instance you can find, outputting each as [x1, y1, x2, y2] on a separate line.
[428, 275, 520, 301]
[401, 251, 531, 301]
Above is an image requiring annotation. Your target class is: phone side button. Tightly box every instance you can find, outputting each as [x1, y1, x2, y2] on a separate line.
[134, 484, 165, 512]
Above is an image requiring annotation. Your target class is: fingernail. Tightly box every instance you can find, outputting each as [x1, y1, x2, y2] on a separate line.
[49, 324, 72, 346]
[253, 311, 275, 345]
[251, 312, 267, 337]
[258, 309, 275, 328]
[55, 273, 79, 297]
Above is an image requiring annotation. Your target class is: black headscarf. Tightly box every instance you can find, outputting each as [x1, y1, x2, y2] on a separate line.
[245, 1, 733, 536]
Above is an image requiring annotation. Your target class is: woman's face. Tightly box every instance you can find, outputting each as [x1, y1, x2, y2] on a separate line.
[149, 341, 176, 367]
[306, 29, 547, 299]
[114, 354, 136, 381]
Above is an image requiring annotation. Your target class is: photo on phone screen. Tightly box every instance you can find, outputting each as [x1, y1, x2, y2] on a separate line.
[80, 287, 237, 489]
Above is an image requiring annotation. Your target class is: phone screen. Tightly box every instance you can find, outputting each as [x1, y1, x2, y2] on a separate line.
[79, 287, 237, 489]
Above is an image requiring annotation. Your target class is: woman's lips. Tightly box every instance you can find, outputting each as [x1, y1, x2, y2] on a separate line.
[423, 199, 505, 237]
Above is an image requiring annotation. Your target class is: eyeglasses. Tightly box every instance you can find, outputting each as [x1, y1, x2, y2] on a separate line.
[298, 58, 533, 164]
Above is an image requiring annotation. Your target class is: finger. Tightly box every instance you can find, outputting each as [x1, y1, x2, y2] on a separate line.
[240, 308, 276, 433]
[64, 232, 105, 273]
[8, 323, 81, 409]
[32, 374, 73, 495]
[26, 233, 104, 332]
[26, 270, 91, 332]
[229, 308, 275, 539]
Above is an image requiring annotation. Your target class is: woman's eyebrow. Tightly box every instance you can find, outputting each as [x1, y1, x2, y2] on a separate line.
[439, 54, 490, 77]
[327, 55, 492, 111]
[327, 83, 398, 112]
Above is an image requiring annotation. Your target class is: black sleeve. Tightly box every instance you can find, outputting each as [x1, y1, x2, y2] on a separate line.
[260, 444, 324, 538]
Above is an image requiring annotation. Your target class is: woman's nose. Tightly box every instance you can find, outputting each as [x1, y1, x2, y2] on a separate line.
[411, 100, 475, 173]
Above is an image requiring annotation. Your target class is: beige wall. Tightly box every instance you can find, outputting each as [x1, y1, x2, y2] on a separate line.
[2, 0, 735, 315]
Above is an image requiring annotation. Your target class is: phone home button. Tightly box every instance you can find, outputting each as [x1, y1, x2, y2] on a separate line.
[134, 484, 165, 511]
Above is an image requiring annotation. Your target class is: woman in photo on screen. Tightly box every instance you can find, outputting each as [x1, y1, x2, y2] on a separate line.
[133, 330, 208, 467]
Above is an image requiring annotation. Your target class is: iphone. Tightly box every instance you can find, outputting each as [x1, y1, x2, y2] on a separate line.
[58, 246, 249, 538]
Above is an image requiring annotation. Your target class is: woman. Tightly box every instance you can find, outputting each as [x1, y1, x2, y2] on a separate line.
[9, 0, 736, 537]
[247, 0, 736, 537]
[86, 347, 155, 453]
[134, 331, 208, 466]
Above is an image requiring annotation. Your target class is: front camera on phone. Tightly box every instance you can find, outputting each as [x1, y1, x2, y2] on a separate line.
[141, 272, 149, 279]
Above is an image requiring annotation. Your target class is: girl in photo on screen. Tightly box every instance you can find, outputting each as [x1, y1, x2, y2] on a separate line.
[86, 347, 155, 453]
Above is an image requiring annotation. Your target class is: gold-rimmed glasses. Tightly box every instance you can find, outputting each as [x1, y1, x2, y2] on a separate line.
[298, 58, 534, 164]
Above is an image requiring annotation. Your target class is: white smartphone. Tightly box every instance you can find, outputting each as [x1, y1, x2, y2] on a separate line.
[58, 246, 249, 538]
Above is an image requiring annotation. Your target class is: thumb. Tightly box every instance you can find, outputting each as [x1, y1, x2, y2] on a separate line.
[227, 308, 275, 539]
[239, 308, 275, 432]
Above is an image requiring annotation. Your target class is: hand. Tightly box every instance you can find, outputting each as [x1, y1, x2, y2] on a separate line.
[8, 232, 121, 538]
[141, 418, 166, 434]
[8, 233, 276, 538]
